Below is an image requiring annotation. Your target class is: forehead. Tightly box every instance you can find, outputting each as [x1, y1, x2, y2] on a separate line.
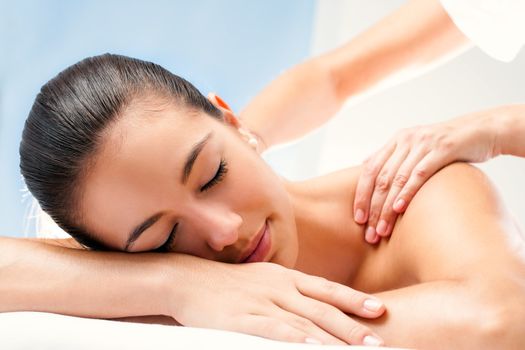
[79, 103, 217, 248]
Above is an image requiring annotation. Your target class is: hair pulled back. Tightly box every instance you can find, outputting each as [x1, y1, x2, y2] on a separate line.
[19, 53, 221, 249]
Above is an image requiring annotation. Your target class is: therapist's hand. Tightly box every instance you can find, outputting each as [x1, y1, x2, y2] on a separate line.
[168, 256, 385, 346]
[353, 111, 497, 242]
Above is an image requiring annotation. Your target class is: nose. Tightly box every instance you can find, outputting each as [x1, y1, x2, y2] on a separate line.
[195, 206, 242, 252]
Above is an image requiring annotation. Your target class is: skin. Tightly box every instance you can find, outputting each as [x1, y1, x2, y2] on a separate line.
[79, 95, 525, 349]
[81, 98, 298, 267]
[232, 0, 477, 250]
[6, 1, 520, 344]
[354, 104, 525, 241]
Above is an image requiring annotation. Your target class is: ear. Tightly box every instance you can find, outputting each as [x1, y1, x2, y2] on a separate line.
[207, 92, 261, 153]
[207, 92, 241, 128]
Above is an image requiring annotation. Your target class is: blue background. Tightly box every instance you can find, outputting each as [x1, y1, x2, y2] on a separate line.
[0, 0, 315, 237]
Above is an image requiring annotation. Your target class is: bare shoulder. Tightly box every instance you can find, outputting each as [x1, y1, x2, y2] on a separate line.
[390, 162, 525, 282]
[358, 163, 525, 348]
[413, 162, 505, 215]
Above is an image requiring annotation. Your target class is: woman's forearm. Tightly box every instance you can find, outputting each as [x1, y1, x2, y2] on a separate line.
[0, 236, 180, 319]
[241, 0, 472, 149]
[0, 236, 391, 344]
[360, 279, 524, 349]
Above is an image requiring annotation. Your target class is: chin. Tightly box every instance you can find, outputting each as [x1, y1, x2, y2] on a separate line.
[270, 231, 299, 269]
[266, 189, 299, 268]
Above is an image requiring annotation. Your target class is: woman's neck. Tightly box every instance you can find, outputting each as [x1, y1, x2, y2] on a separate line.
[284, 167, 372, 285]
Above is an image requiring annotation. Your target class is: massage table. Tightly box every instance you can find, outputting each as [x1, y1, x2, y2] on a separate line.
[0, 311, 406, 349]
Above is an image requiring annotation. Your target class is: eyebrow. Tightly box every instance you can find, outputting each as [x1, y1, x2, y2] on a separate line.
[182, 132, 212, 184]
[124, 132, 213, 251]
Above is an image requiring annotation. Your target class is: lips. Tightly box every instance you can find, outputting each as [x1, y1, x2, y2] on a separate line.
[238, 220, 270, 263]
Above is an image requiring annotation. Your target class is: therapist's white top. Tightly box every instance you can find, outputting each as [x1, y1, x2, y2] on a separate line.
[440, 0, 525, 62]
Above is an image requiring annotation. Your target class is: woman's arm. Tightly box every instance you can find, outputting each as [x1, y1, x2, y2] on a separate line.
[353, 163, 525, 349]
[0, 236, 172, 318]
[241, 0, 471, 149]
[0, 236, 386, 345]
[362, 278, 524, 349]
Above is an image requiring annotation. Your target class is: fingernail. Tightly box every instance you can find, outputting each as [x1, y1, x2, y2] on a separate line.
[363, 335, 383, 346]
[305, 337, 323, 345]
[355, 209, 365, 223]
[376, 220, 387, 236]
[386, 223, 393, 236]
[365, 226, 375, 242]
[394, 198, 406, 212]
[363, 298, 383, 312]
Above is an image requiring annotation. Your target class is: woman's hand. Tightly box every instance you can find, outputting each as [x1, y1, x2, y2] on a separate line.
[353, 111, 498, 243]
[165, 256, 385, 346]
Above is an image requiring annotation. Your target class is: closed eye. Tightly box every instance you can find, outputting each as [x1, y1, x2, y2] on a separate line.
[200, 159, 228, 192]
[154, 223, 178, 252]
[153, 159, 227, 252]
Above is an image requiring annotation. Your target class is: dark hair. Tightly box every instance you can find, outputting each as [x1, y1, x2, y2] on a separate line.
[19, 53, 222, 250]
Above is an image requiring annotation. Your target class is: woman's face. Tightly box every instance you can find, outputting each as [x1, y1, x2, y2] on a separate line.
[80, 98, 298, 267]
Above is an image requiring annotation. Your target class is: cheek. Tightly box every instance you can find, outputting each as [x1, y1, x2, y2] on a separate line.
[224, 150, 283, 209]
[230, 150, 299, 265]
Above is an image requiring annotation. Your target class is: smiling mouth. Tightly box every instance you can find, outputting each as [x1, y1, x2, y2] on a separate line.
[238, 220, 269, 263]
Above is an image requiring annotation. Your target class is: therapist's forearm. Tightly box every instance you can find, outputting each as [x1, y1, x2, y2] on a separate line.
[327, 0, 471, 101]
[241, 0, 472, 149]
[240, 58, 339, 150]
[494, 104, 525, 158]
[0, 236, 183, 319]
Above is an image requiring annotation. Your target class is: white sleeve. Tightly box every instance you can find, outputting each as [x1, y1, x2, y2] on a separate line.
[440, 0, 525, 62]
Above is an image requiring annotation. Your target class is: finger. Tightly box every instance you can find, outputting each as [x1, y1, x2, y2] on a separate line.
[376, 147, 428, 236]
[370, 233, 381, 245]
[234, 314, 330, 345]
[278, 310, 348, 345]
[367, 146, 408, 239]
[354, 142, 396, 225]
[294, 272, 385, 318]
[279, 293, 384, 346]
[394, 151, 449, 212]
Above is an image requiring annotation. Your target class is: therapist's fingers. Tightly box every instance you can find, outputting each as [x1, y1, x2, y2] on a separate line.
[365, 146, 408, 242]
[393, 151, 450, 214]
[375, 146, 428, 237]
[354, 141, 396, 225]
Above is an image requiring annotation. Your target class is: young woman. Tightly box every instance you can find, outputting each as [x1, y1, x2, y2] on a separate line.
[18, 54, 525, 349]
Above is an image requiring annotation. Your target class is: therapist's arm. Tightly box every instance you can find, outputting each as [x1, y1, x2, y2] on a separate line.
[241, 0, 472, 149]
[354, 103, 525, 243]
[496, 104, 525, 157]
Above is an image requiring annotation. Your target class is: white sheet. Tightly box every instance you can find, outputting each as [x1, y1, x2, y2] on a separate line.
[0, 312, 407, 349]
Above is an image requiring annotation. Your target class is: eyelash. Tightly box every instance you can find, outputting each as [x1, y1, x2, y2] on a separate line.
[200, 159, 228, 192]
[154, 159, 228, 252]
[154, 223, 178, 252]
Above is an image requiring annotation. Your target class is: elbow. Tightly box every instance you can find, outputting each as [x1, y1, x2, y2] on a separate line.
[469, 290, 525, 348]
[486, 303, 525, 348]
[475, 307, 508, 345]
[309, 53, 349, 107]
